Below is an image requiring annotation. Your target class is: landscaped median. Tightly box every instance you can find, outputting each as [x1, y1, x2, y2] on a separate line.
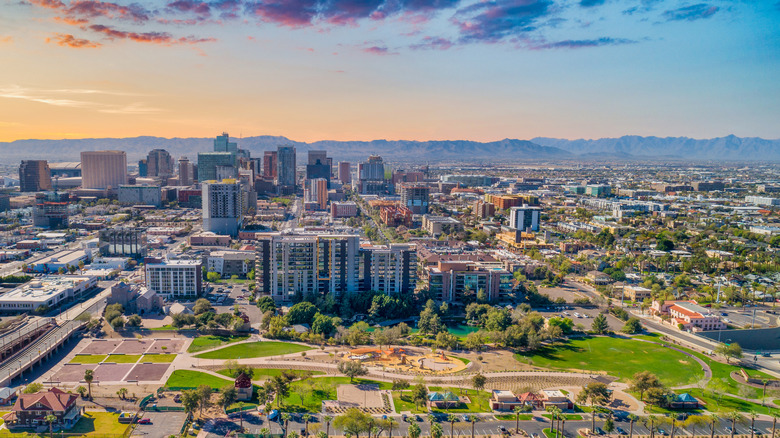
[193, 341, 311, 359]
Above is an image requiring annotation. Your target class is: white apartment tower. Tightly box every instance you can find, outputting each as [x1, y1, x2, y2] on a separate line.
[202, 179, 244, 237]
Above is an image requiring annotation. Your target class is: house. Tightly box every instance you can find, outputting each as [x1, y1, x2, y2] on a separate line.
[235, 373, 253, 401]
[0, 387, 16, 405]
[624, 286, 653, 302]
[2, 387, 81, 430]
[587, 271, 612, 286]
[427, 391, 462, 409]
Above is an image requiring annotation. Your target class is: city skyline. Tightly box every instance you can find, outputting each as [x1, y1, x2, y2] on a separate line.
[1, 0, 779, 142]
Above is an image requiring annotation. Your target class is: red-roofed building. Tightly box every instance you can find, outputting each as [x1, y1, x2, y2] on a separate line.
[651, 300, 725, 331]
[235, 373, 253, 401]
[2, 387, 81, 429]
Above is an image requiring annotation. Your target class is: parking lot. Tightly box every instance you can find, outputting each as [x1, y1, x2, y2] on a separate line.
[208, 282, 263, 323]
[534, 305, 626, 332]
[132, 411, 188, 438]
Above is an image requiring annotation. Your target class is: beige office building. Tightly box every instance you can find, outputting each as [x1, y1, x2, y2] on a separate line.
[80, 151, 127, 189]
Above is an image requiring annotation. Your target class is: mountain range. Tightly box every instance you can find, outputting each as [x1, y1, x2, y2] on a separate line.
[0, 135, 778, 164]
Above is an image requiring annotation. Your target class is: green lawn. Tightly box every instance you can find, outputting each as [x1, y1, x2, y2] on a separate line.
[141, 354, 176, 363]
[194, 341, 311, 359]
[516, 336, 704, 386]
[105, 354, 142, 363]
[686, 388, 780, 415]
[281, 377, 391, 413]
[541, 414, 583, 420]
[216, 368, 324, 379]
[187, 335, 250, 353]
[428, 387, 492, 413]
[0, 412, 126, 437]
[495, 414, 533, 421]
[69, 354, 107, 364]
[453, 357, 471, 365]
[392, 391, 428, 414]
[165, 369, 233, 389]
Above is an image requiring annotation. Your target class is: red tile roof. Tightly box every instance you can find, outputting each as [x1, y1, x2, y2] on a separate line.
[12, 387, 77, 413]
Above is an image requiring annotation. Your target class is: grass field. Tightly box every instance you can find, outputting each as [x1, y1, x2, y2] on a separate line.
[427, 387, 492, 413]
[187, 335, 250, 353]
[105, 354, 142, 363]
[0, 412, 125, 437]
[515, 336, 704, 386]
[141, 354, 176, 363]
[282, 377, 391, 412]
[217, 368, 325, 379]
[69, 354, 107, 364]
[541, 414, 583, 420]
[194, 341, 311, 359]
[392, 391, 428, 414]
[165, 369, 233, 389]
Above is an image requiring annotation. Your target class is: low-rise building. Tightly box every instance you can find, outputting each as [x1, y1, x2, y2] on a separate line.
[30, 250, 89, 274]
[623, 285, 652, 302]
[2, 388, 81, 430]
[0, 275, 97, 312]
[426, 260, 513, 305]
[118, 185, 162, 207]
[422, 215, 463, 236]
[331, 201, 358, 218]
[652, 300, 725, 331]
[189, 232, 231, 247]
[206, 250, 254, 278]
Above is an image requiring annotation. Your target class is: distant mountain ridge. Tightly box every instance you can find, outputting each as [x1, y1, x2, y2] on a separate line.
[0, 134, 777, 164]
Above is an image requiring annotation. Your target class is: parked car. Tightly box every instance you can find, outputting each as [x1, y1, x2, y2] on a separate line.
[137, 418, 151, 424]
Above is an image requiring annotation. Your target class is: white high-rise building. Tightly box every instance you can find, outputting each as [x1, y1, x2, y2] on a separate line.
[144, 256, 202, 299]
[202, 179, 244, 237]
[509, 205, 541, 232]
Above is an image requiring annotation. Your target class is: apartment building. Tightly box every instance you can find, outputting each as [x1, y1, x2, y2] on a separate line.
[144, 257, 203, 299]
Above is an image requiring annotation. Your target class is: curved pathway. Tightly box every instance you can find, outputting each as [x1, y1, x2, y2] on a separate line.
[633, 337, 712, 389]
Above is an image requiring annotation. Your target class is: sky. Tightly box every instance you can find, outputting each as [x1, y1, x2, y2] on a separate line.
[1, 0, 779, 143]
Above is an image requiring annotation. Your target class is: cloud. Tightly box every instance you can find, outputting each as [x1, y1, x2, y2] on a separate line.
[0, 36, 13, 44]
[65, 0, 150, 22]
[452, 0, 552, 43]
[533, 36, 636, 49]
[579, 0, 605, 7]
[360, 44, 398, 55]
[662, 3, 718, 21]
[409, 36, 453, 50]
[0, 85, 160, 113]
[166, 0, 212, 18]
[244, 0, 320, 27]
[88, 24, 217, 44]
[46, 32, 102, 47]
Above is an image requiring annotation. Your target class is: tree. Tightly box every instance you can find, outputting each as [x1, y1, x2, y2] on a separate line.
[725, 411, 744, 438]
[193, 298, 214, 315]
[411, 384, 428, 410]
[181, 390, 200, 415]
[716, 343, 743, 364]
[338, 360, 368, 383]
[76, 386, 87, 398]
[126, 314, 142, 327]
[23, 382, 43, 393]
[219, 385, 238, 413]
[322, 415, 333, 437]
[207, 271, 221, 283]
[282, 413, 292, 438]
[272, 376, 291, 406]
[392, 380, 410, 390]
[591, 314, 610, 334]
[577, 382, 611, 433]
[312, 313, 338, 336]
[407, 423, 421, 438]
[621, 317, 643, 334]
[627, 414, 638, 438]
[628, 371, 664, 402]
[472, 373, 486, 392]
[418, 307, 443, 335]
[463, 332, 485, 351]
[448, 414, 457, 438]
[45, 414, 57, 438]
[197, 385, 212, 416]
[435, 332, 458, 350]
[430, 423, 444, 438]
[513, 406, 524, 434]
[303, 414, 312, 436]
[257, 296, 276, 313]
[84, 369, 94, 399]
[287, 302, 319, 325]
[334, 408, 372, 438]
[117, 387, 128, 400]
[604, 416, 615, 434]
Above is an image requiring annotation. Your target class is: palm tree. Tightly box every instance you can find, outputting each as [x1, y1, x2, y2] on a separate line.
[303, 414, 312, 436]
[627, 414, 638, 438]
[448, 414, 456, 438]
[84, 369, 94, 400]
[289, 432, 300, 438]
[707, 414, 720, 438]
[282, 412, 292, 438]
[117, 387, 128, 400]
[323, 415, 334, 437]
[408, 423, 422, 438]
[770, 413, 778, 438]
[387, 418, 398, 438]
[749, 412, 758, 438]
[642, 416, 659, 438]
[260, 428, 270, 438]
[514, 406, 524, 434]
[726, 412, 744, 438]
[318, 432, 328, 438]
[45, 414, 57, 438]
[547, 406, 562, 438]
[665, 414, 678, 438]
